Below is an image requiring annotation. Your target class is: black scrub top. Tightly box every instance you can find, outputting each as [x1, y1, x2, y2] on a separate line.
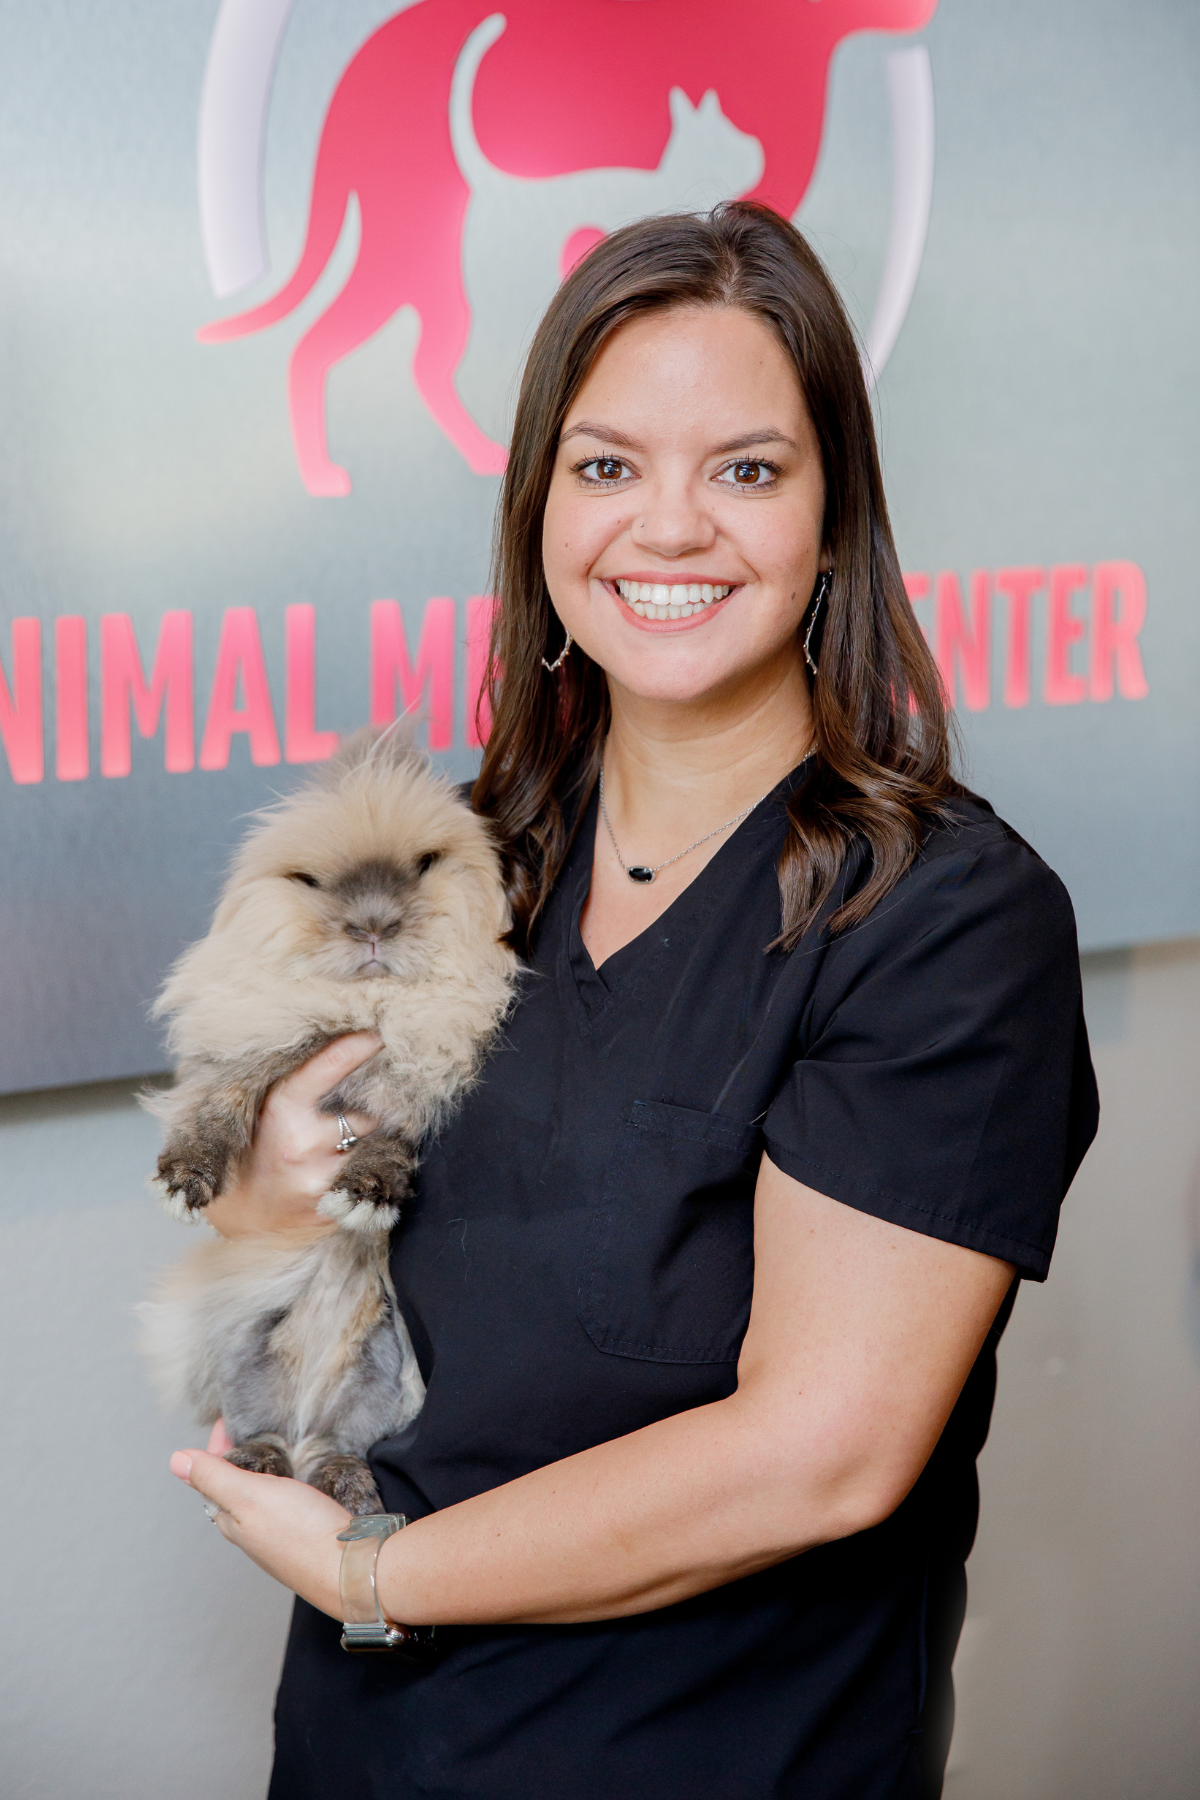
[270, 765, 1098, 1800]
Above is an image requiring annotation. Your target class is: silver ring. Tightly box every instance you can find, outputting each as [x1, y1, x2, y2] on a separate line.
[336, 1113, 358, 1153]
[203, 1501, 223, 1523]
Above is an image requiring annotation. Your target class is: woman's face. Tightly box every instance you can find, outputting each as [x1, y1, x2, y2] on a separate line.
[542, 305, 828, 709]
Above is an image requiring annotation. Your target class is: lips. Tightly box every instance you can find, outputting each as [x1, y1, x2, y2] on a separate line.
[613, 578, 736, 621]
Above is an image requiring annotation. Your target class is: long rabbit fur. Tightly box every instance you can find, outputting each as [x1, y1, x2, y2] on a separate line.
[140, 728, 518, 1512]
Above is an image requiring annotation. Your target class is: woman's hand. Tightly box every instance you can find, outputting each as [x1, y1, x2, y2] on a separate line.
[170, 1448, 348, 1619]
[204, 1033, 383, 1238]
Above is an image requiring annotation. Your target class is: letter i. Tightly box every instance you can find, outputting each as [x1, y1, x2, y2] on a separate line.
[56, 616, 88, 780]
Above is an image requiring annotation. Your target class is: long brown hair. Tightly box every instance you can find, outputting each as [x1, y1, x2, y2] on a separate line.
[472, 202, 960, 956]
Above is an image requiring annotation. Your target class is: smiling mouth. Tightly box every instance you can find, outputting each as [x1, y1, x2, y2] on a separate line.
[614, 578, 736, 621]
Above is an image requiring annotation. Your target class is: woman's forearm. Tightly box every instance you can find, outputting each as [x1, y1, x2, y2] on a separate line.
[175, 1167, 1011, 1632]
[376, 1389, 870, 1628]
[374, 1173, 1014, 1630]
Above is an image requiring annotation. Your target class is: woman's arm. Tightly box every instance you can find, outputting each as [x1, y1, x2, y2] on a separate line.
[174, 1153, 1014, 1624]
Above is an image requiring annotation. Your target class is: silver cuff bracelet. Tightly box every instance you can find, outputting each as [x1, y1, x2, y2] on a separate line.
[337, 1513, 437, 1659]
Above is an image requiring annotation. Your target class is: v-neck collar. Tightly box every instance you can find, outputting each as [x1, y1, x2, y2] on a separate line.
[563, 756, 813, 1027]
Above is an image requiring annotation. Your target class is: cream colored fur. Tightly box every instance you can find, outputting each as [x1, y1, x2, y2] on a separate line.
[140, 729, 518, 1503]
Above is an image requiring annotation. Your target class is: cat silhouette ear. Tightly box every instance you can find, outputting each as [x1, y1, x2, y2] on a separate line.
[700, 89, 720, 118]
[667, 86, 696, 130]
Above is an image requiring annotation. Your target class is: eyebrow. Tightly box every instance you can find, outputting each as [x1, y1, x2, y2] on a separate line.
[559, 422, 799, 456]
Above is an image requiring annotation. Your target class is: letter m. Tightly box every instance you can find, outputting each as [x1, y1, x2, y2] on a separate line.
[101, 612, 194, 776]
[369, 599, 454, 749]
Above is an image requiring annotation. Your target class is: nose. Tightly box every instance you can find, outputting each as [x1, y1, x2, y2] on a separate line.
[629, 470, 718, 561]
[345, 922, 395, 947]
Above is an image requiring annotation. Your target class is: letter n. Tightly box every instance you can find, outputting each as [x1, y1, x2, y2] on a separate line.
[934, 572, 990, 711]
[0, 617, 44, 783]
[369, 599, 454, 749]
[101, 612, 194, 776]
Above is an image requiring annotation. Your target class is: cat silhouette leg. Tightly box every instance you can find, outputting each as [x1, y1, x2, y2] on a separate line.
[409, 287, 507, 475]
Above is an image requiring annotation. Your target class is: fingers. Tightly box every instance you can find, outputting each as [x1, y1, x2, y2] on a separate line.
[206, 1033, 386, 1232]
[330, 1109, 378, 1141]
[170, 1446, 258, 1517]
[281, 1034, 384, 1111]
[264, 1103, 381, 1189]
[206, 1418, 232, 1456]
[168, 1446, 351, 1614]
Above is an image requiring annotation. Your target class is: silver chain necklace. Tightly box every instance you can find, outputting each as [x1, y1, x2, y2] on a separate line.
[598, 766, 774, 885]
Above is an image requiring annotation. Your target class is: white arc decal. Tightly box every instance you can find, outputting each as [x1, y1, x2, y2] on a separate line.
[862, 45, 935, 390]
[198, 0, 299, 298]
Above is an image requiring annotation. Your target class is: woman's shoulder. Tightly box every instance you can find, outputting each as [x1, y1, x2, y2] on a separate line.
[824, 788, 1081, 977]
[905, 788, 1070, 913]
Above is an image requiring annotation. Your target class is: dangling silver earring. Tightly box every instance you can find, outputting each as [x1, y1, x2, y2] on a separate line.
[803, 568, 834, 677]
[541, 631, 573, 673]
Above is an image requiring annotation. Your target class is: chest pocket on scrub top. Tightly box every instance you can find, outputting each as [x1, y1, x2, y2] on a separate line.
[577, 1100, 762, 1364]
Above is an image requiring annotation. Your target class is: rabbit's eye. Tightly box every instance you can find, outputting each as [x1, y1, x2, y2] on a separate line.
[289, 872, 320, 889]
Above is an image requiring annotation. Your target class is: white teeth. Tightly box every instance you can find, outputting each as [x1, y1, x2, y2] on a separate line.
[614, 579, 734, 615]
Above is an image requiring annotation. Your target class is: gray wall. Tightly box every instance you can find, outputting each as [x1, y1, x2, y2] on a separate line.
[4, 0, 1198, 1094]
[1, 941, 1198, 1799]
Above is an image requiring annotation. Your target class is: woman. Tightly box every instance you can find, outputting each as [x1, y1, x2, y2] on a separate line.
[172, 204, 1098, 1798]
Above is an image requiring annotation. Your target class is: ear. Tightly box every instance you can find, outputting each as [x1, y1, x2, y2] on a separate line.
[667, 86, 695, 131]
[700, 89, 720, 119]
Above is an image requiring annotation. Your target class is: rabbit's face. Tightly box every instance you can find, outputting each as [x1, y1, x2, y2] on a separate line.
[205, 734, 506, 988]
[271, 851, 444, 982]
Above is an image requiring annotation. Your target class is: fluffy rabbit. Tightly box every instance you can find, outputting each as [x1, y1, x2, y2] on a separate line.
[140, 729, 518, 1512]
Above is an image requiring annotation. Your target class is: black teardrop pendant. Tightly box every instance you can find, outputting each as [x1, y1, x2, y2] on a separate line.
[627, 866, 655, 884]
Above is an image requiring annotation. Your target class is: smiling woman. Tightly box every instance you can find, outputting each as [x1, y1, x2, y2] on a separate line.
[477, 206, 952, 964]
[173, 204, 1098, 1800]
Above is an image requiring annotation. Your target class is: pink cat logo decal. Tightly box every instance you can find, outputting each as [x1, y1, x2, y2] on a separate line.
[197, 0, 938, 496]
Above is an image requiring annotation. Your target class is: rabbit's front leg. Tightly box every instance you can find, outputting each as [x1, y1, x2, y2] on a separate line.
[321, 1132, 416, 1221]
[154, 1038, 332, 1219]
[225, 1434, 294, 1479]
[316, 1063, 416, 1220]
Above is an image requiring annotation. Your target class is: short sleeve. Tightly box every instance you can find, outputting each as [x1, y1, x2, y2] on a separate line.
[762, 818, 1099, 1279]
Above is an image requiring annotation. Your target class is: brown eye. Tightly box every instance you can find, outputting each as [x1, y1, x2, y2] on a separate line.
[417, 851, 443, 875]
[289, 872, 320, 888]
[733, 461, 763, 485]
[579, 456, 629, 483]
